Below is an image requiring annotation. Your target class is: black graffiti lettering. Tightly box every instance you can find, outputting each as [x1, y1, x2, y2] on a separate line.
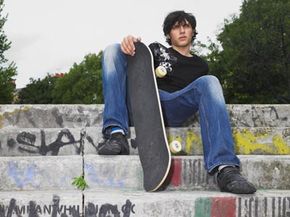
[51, 195, 60, 217]
[51, 108, 64, 127]
[16, 131, 38, 154]
[15, 205, 25, 215]
[270, 106, 279, 125]
[2, 199, 23, 217]
[0, 197, 135, 217]
[248, 197, 254, 217]
[122, 200, 135, 217]
[43, 205, 51, 215]
[86, 135, 98, 151]
[283, 197, 287, 217]
[39, 129, 81, 155]
[63, 205, 79, 216]
[17, 132, 37, 153]
[85, 203, 98, 217]
[0, 205, 5, 217]
[7, 199, 17, 217]
[238, 198, 242, 217]
[72, 206, 80, 216]
[286, 197, 290, 217]
[7, 138, 16, 149]
[28, 201, 40, 217]
[263, 197, 268, 217]
[17, 132, 36, 146]
[98, 204, 120, 217]
[272, 197, 275, 217]
[57, 206, 64, 215]
[278, 197, 282, 217]
[63, 206, 71, 215]
[70, 206, 80, 217]
[14, 129, 81, 156]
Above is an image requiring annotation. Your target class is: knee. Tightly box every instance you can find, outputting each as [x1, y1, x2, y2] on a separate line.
[197, 75, 223, 95]
[199, 75, 220, 85]
[102, 43, 126, 76]
[102, 43, 122, 62]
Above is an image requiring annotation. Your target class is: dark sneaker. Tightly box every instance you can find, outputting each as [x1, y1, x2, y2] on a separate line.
[98, 133, 129, 155]
[217, 167, 256, 194]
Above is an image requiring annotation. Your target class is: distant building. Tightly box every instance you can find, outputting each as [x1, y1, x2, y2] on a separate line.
[53, 72, 65, 78]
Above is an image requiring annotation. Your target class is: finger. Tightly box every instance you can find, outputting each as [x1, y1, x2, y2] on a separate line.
[124, 36, 136, 55]
[121, 42, 132, 55]
[121, 37, 133, 55]
[127, 36, 136, 53]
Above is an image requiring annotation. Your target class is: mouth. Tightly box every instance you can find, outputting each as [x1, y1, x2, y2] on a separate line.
[179, 36, 187, 41]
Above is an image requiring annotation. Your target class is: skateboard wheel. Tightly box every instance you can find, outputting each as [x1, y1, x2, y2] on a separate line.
[155, 66, 167, 78]
[169, 140, 182, 154]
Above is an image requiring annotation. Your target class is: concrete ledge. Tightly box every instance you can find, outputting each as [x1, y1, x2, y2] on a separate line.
[0, 156, 82, 191]
[84, 155, 290, 191]
[0, 104, 289, 129]
[1, 127, 289, 156]
[0, 190, 82, 217]
[84, 189, 290, 217]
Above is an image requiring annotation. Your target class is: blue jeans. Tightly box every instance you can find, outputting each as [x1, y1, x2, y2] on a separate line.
[102, 43, 240, 173]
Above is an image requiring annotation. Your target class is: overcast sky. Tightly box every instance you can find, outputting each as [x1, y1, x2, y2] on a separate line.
[3, 0, 244, 88]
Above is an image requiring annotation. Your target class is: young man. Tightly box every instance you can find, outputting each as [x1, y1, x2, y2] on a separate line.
[99, 10, 256, 194]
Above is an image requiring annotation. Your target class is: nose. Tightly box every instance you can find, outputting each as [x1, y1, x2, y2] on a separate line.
[179, 25, 185, 33]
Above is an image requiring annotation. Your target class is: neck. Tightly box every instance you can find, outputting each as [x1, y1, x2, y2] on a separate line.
[172, 45, 192, 57]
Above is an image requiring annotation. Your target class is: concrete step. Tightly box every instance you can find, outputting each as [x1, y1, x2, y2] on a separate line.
[0, 156, 82, 191]
[1, 127, 290, 156]
[1, 155, 289, 191]
[84, 155, 290, 191]
[1, 190, 290, 217]
[0, 104, 290, 129]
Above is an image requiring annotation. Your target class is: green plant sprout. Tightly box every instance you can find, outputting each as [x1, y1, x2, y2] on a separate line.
[72, 176, 88, 190]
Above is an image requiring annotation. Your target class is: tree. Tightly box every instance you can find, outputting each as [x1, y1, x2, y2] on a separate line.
[0, 0, 17, 104]
[52, 52, 103, 104]
[207, 0, 290, 103]
[17, 74, 57, 104]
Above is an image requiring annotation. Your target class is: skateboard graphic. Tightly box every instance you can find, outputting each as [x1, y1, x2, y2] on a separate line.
[127, 42, 172, 192]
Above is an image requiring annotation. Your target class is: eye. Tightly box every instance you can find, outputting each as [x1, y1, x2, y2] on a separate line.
[172, 24, 180, 29]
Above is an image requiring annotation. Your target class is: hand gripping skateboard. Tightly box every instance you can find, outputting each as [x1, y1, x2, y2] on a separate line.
[127, 42, 172, 192]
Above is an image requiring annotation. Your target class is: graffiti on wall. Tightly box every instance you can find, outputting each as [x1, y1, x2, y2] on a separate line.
[1, 129, 82, 156]
[0, 196, 135, 217]
[194, 196, 290, 217]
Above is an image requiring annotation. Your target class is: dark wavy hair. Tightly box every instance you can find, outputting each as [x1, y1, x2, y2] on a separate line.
[163, 10, 197, 45]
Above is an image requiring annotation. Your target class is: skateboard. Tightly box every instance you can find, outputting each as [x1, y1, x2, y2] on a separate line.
[127, 42, 172, 192]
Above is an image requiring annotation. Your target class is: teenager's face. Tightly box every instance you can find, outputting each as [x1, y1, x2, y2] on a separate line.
[169, 19, 194, 48]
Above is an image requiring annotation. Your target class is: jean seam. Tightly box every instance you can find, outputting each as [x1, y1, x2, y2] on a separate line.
[199, 99, 213, 171]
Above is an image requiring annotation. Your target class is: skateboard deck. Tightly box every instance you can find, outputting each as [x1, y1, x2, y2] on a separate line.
[127, 42, 171, 192]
